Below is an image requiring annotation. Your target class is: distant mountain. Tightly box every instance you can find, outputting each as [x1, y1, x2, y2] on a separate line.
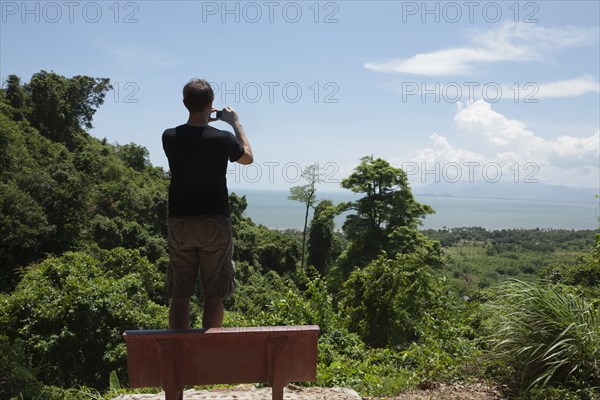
[413, 181, 598, 204]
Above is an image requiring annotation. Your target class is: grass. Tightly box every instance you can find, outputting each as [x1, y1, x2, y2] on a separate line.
[486, 279, 600, 396]
[441, 244, 585, 296]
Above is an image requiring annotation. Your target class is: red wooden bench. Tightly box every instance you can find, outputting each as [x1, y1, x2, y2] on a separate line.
[123, 325, 319, 400]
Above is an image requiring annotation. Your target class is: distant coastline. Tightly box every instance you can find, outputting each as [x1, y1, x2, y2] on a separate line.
[415, 192, 598, 206]
[230, 188, 599, 231]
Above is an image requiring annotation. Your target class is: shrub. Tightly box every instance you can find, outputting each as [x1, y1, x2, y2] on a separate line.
[0, 335, 43, 399]
[486, 279, 600, 396]
[342, 251, 451, 348]
[0, 248, 168, 390]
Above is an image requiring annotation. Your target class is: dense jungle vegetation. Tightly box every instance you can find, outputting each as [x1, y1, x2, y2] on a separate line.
[1, 72, 598, 400]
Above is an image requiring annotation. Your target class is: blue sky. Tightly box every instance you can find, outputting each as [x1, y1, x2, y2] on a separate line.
[1, 0, 599, 194]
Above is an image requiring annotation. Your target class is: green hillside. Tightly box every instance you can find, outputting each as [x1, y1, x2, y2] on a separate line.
[1, 71, 598, 400]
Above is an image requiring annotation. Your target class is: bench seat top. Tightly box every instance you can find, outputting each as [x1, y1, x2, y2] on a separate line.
[124, 325, 320, 339]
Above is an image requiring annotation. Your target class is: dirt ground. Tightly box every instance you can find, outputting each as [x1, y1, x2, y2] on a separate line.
[112, 382, 505, 400]
[112, 384, 362, 400]
[363, 382, 505, 400]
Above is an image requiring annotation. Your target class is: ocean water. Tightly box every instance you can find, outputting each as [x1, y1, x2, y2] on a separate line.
[230, 189, 599, 231]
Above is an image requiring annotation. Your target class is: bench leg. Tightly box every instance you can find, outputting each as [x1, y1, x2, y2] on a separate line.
[267, 337, 289, 400]
[271, 383, 284, 400]
[164, 386, 183, 400]
[156, 339, 184, 400]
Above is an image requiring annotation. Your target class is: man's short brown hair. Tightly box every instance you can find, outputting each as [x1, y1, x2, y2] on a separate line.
[183, 79, 214, 112]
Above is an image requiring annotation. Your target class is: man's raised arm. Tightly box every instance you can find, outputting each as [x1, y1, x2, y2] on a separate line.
[220, 106, 253, 165]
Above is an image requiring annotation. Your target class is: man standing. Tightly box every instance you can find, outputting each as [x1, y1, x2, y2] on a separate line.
[162, 78, 253, 332]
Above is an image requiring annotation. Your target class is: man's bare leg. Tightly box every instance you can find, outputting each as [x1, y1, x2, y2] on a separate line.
[169, 297, 190, 329]
[166, 297, 188, 400]
[203, 298, 224, 328]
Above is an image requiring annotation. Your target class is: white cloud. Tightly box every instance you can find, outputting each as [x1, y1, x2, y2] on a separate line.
[385, 76, 600, 101]
[407, 100, 599, 187]
[453, 100, 543, 150]
[364, 23, 599, 76]
[536, 75, 600, 98]
[409, 132, 485, 164]
[364, 47, 507, 76]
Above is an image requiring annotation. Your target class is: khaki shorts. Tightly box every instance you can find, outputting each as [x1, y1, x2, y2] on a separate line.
[166, 215, 236, 300]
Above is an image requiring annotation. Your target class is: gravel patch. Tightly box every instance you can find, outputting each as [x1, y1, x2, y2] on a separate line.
[111, 384, 361, 400]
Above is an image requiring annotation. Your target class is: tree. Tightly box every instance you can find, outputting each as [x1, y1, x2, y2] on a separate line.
[0, 248, 168, 389]
[25, 71, 111, 146]
[229, 193, 300, 275]
[229, 192, 251, 227]
[117, 142, 150, 171]
[0, 336, 43, 399]
[288, 165, 320, 269]
[0, 183, 54, 289]
[338, 156, 435, 274]
[0, 76, 168, 290]
[343, 251, 448, 348]
[307, 199, 342, 275]
[542, 233, 600, 292]
[4, 75, 29, 121]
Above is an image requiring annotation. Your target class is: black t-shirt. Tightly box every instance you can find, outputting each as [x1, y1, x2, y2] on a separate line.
[162, 124, 244, 217]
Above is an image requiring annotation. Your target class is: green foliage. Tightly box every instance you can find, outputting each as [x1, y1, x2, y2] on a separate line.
[337, 156, 434, 275]
[486, 279, 600, 396]
[317, 334, 418, 396]
[423, 227, 596, 250]
[0, 248, 168, 390]
[255, 270, 340, 332]
[222, 258, 471, 396]
[343, 251, 450, 348]
[4, 75, 30, 121]
[116, 143, 150, 171]
[307, 199, 342, 275]
[223, 261, 290, 323]
[542, 234, 600, 291]
[2, 76, 598, 400]
[288, 164, 320, 269]
[224, 263, 339, 333]
[11, 385, 119, 400]
[229, 193, 300, 275]
[109, 370, 121, 395]
[25, 70, 112, 146]
[425, 228, 598, 297]
[0, 74, 169, 291]
[388, 226, 444, 268]
[316, 327, 481, 396]
[0, 182, 54, 287]
[254, 228, 300, 274]
[0, 336, 43, 400]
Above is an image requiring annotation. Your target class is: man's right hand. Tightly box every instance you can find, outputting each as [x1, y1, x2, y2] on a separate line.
[218, 106, 239, 127]
[217, 106, 253, 165]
